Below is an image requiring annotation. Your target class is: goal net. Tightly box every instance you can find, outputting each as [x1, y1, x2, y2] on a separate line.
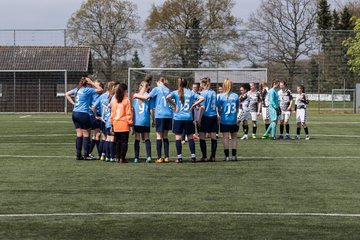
[331, 89, 355, 111]
[128, 68, 268, 95]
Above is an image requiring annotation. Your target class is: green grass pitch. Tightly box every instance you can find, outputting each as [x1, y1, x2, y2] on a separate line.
[0, 113, 360, 239]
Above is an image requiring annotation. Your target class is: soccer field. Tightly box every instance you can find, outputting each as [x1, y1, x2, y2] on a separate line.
[0, 113, 360, 239]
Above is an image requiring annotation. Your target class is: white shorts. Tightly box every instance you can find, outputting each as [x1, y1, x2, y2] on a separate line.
[262, 107, 269, 121]
[280, 110, 291, 121]
[238, 109, 249, 122]
[296, 109, 307, 123]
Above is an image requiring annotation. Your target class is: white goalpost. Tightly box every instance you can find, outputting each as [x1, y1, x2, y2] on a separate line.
[128, 67, 268, 97]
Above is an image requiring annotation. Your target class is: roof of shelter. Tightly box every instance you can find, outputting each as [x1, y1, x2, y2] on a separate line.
[0, 46, 91, 72]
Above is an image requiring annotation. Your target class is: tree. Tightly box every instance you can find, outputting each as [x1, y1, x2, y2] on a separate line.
[131, 50, 144, 68]
[67, 0, 139, 81]
[246, 0, 317, 85]
[345, 18, 360, 79]
[317, 0, 333, 49]
[307, 57, 319, 93]
[144, 0, 242, 68]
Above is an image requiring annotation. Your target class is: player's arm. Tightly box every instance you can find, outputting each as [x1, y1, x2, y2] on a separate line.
[191, 95, 204, 110]
[65, 89, 75, 105]
[86, 77, 103, 93]
[134, 94, 150, 100]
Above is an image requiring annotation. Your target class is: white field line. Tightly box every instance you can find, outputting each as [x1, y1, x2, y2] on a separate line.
[308, 122, 360, 124]
[1, 211, 360, 218]
[0, 134, 74, 137]
[19, 115, 32, 119]
[0, 155, 359, 160]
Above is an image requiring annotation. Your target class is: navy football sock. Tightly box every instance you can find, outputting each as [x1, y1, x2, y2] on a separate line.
[76, 137, 83, 158]
[211, 139, 217, 158]
[163, 138, 169, 158]
[83, 137, 90, 157]
[156, 139, 162, 159]
[145, 139, 151, 158]
[188, 139, 196, 155]
[134, 140, 140, 159]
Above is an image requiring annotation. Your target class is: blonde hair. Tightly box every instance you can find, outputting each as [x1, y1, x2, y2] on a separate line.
[223, 78, 232, 99]
[200, 77, 211, 89]
[259, 80, 268, 92]
[138, 81, 149, 104]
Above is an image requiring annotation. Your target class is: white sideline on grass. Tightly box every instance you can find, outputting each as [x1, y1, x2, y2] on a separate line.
[1, 212, 360, 218]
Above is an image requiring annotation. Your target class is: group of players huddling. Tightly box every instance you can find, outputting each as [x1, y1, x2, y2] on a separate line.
[66, 76, 310, 163]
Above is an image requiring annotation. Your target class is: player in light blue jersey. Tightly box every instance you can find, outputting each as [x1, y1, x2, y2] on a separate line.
[262, 79, 280, 140]
[88, 80, 104, 159]
[132, 81, 152, 163]
[96, 81, 118, 162]
[167, 78, 204, 163]
[134, 77, 172, 163]
[198, 77, 218, 162]
[66, 76, 102, 160]
[217, 79, 239, 161]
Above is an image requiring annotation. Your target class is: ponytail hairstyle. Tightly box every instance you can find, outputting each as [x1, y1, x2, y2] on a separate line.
[138, 81, 149, 105]
[108, 80, 119, 103]
[259, 80, 268, 92]
[158, 77, 169, 87]
[178, 78, 187, 104]
[75, 76, 88, 97]
[223, 78, 232, 99]
[116, 83, 128, 103]
[200, 77, 211, 90]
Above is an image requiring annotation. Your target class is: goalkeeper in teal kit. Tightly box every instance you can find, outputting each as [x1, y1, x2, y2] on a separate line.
[262, 79, 280, 140]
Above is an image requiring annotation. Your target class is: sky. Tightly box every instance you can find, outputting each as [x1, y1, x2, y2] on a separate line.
[0, 0, 261, 29]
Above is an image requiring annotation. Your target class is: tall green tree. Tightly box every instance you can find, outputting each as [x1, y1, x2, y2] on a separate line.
[317, 0, 333, 50]
[131, 50, 144, 68]
[307, 57, 319, 93]
[67, 0, 139, 81]
[144, 0, 241, 68]
[345, 18, 360, 79]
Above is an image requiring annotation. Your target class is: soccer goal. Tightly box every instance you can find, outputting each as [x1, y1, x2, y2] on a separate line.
[331, 88, 356, 112]
[128, 68, 268, 96]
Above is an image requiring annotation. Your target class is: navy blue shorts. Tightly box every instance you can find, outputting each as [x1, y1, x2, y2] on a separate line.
[173, 120, 195, 135]
[220, 124, 239, 133]
[72, 111, 91, 129]
[200, 115, 218, 133]
[90, 115, 100, 130]
[105, 127, 113, 136]
[134, 125, 151, 133]
[100, 121, 106, 134]
[155, 118, 172, 132]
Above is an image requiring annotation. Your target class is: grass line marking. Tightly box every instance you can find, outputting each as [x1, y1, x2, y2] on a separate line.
[19, 115, 32, 119]
[1, 212, 360, 218]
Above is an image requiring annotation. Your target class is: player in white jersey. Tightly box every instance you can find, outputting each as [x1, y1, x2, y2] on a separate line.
[278, 80, 293, 140]
[247, 83, 262, 139]
[238, 85, 250, 140]
[294, 85, 310, 140]
[259, 81, 270, 132]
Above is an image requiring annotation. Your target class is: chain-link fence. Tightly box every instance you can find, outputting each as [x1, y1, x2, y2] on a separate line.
[0, 29, 359, 113]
